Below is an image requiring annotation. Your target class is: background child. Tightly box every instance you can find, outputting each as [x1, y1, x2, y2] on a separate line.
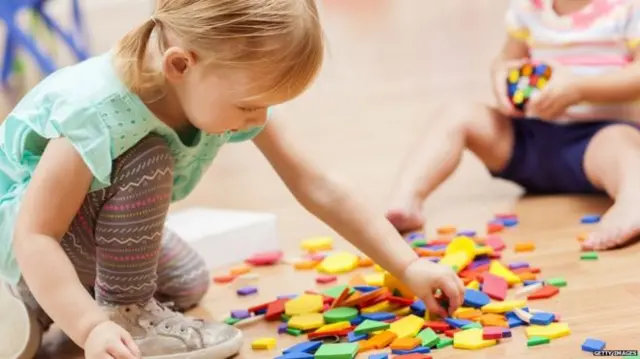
[386, 0, 640, 251]
[0, 1, 464, 358]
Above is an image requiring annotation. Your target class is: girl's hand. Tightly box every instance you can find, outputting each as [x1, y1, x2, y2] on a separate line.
[492, 59, 528, 117]
[84, 321, 141, 359]
[400, 258, 465, 318]
[528, 65, 583, 120]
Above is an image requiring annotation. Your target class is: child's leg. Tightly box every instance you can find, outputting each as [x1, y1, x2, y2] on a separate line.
[154, 228, 210, 311]
[386, 104, 515, 232]
[582, 124, 640, 250]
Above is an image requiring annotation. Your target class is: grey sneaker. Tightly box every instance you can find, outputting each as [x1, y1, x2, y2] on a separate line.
[0, 282, 43, 359]
[103, 299, 243, 359]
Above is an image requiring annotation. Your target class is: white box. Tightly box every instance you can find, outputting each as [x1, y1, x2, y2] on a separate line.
[165, 207, 279, 270]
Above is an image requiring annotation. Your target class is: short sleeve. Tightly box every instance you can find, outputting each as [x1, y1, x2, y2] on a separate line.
[505, 0, 531, 41]
[626, 1, 640, 50]
[227, 107, 273, 143]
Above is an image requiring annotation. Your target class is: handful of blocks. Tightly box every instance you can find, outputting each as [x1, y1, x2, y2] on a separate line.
[226, 214, 574, 358]
[506, 63, 552, 111]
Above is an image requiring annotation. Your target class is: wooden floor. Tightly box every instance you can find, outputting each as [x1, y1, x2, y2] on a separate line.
[3, 0, 637, 358]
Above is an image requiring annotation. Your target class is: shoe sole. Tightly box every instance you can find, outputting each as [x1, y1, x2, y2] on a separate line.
[0, 282, 41, 359]
[146, 328, 244, 359]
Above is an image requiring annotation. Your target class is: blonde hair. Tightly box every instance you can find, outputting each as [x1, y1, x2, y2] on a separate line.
[115, 0, 324, 101]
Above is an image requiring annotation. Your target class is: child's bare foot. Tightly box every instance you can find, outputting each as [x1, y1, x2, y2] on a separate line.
[386, 198, 425, 234]
[582, 198, 640, 251]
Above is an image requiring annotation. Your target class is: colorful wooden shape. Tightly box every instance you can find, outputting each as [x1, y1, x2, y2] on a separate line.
[251, 337, 277, 350]
[301, 236, 333, 252]
[245, 250, 283, 266]
[482, 326, 504, 340]
[582, 338, 606, 352]
[390, 337, 421, 351]
[527, 285, 559, 300]
[354, 319, 391, 335]
[314, 343, 359, 359]
[514, 242, 535, 252]
[285, 294, 323, 316]
[389, 315, 425, 339]
[463, 289, 491, 308]
[317, 252, 359, 274]
[481, 300, 527, 314]
[482, 273, 508, 301]
[289, 313, 325, 331]
[453, 328, 498, 350]
[525, 323, 571, 339]
[489, 260, 522, 286]
[416, 328, 440, 347]
[324, 307, 360, 324]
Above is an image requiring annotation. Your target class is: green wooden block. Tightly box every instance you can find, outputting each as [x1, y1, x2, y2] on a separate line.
[223, 317, 240, 325]
[411, 239, 427, 248]
[416, 328, 439, 347]
[581, 252, 599, 260]
[324, 307, 359, 324]
[462, 322, 483, 330]
[315, 343, 359, 359]
[354, 319, 390, 334]
[323, 285, 354, 299]
[436, 337, 453, 349]
[527, 336, 550, 347]
[546, 277, 567, 287]
[286, 327, 303, 336]
[281, 314, 291, 322]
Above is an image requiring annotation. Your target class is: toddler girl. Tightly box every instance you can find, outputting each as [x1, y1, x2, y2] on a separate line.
[387, 0, 640, 251]
[0, 1, 464, 358]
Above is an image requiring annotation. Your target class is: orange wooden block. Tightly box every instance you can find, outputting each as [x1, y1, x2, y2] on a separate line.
[527, 285, 560, 300]
[487, 222, 504, 234]
[230, 265, 251, 275]
[390, 337, 421, 351]
[456, 309, 483, 320]
[330, 287, 353, 309]
[294, 260, 318, 270]
[342, 288, 388, 307]
[367, 331, 398, 349]
[514, 242, 535, 252]
[359, 257, 374, 267]
[517, 272, 537, 281]
[213, 274, 235, 284]
[357, 340, 377, 353]
[437, 226, 456, 235]
[479, 313, 509, 328]
[577, 232, 588, 242]
[462, 277, 474, 285]
[349, 273, 367, 286]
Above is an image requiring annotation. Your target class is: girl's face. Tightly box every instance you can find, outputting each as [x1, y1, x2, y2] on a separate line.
[162, 48, 279, 134]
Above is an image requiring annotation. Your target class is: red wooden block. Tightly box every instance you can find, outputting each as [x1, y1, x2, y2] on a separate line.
[485, 236, 506, 251]
[213, 274, 235, 284]
[245, 250, 283, 266]
[330, 287, 352, 309]
[487, 222, 504, 234]
[307, 328, 351, 339]
[394, 354, 432, 359]
[527, 285, 559, 300]
[482, 326, 504, 340]
[489, 251, 502, 259]
[357, 292, 391, 309]
[389, 296, 414, 306]
[427, 239, 451, 246]
[529, 267, 541, 274]
[316, 275, 337, 284]
[264, 298, 289, 320]
[248, 302, 270, 314]
[341, 288, 387, 307]
[482, 273, 508, 301]
[495, 213, 518, 220]
[445, 329, 460, 338]
[423, 321, 450, 333]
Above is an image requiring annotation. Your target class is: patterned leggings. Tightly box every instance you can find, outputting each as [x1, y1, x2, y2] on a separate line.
[15, 134, 210, 329]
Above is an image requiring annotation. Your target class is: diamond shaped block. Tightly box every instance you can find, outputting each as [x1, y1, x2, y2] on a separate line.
[314, 343, 359, 359]
[582, 338, 606, 352]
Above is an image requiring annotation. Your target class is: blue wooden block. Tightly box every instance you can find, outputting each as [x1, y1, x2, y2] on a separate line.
[236, 286, 257, 296]
[523, 280, 543, 286]
[350, 316, 365, 326]
[582, 338, 606, 352]
[410, 299, 426, 316]
[457, 229, 477, 237]
[361, 312, 395, 321]
[275, 353, 314, 359]
[505, 312, 527, 328]
[353, 286, 380, 293]
[347, 331, 368, 342]
[368, 354, 389, 359]
[283, 341, 322, 354]
[502, 218, 519, 227]
[463, 289, 491, 308]
[391, 346, 431, 355]
[444, 317, 473, 328]
[406, 232, 424, 241]
[255, 308, 267, 315]
[581, 214, 601, 224]
[278, 323, 288, 334]
[530, 312, 555, 325]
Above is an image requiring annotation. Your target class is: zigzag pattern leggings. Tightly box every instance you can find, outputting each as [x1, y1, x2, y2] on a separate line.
[16, 134, 210, 329]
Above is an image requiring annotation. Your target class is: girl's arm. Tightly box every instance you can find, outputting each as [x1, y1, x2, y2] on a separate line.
[13, 138, 109, 347]
[574, 48, 640, 103]
[252, 120, 418, 278]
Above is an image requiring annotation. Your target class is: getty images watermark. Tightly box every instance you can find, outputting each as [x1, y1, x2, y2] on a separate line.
[592, 350, 638, 356]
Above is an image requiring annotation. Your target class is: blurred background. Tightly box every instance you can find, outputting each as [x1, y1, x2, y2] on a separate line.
[0, 0, 522, 252]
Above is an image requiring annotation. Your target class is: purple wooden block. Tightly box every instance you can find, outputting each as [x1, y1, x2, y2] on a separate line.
[457, 230, 476, 237]
[406, 232, 425, 241]
[469, 257, 491, 269]
[427, 257, 440, 263]
[508, 261, 529, 270]
[278, 323, 288, 334]
[231, 309, 251, 319]
[237, 286, 258, 296]
[426, 244, 447, 251]
[278, 294, 297, 300]
[501, 328, 512, 338]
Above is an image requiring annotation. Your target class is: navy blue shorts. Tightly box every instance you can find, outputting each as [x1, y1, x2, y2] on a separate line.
[492, 118, 636, 195]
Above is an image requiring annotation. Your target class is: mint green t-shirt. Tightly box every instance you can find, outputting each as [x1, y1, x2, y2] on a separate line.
[0, 52, 266, 284]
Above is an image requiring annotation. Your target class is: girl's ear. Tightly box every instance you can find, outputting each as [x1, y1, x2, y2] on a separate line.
[162, 47, 195, 83]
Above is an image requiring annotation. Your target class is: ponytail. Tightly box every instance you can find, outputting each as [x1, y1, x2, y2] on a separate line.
[115, 18, 162, 97]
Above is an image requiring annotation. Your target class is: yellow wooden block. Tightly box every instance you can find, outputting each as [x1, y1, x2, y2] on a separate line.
[389, 314, 425, 339]
[489, 260, 522, 286]
[474, 246, 493, 256]
[251, 337, 277, 350]
[317, 252, 359, 274]
[453, 328, 497, 350]
[481, 300, 527, 313]
[440, 236, 476, 272]
[364, 273, 385, 286]
[361, 300, 393, 314]
[526, 323, 571, 339]
[453, 307, 477, 318]
[315, 321, 351, 333]
[288, 313, 325, 331]
[230, 264, 251, 275]
[294, 260, 318, 270]
[285, 294, 324, 316]
[383, 272, 415, 299]
[301, 236, 333, 252]
[393, 306, 411, 316]
[374, 264, 385, 272]
[466, 280, 480, 290]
